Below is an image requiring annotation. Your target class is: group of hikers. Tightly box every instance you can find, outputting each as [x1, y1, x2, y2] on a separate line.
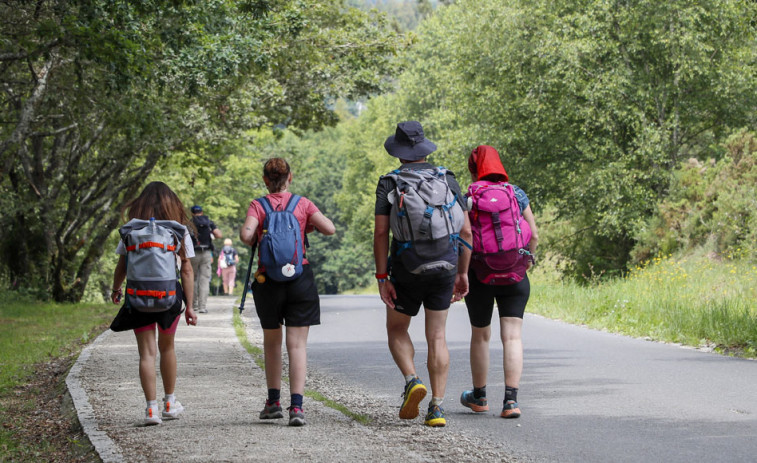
[108, 120, 538, 429]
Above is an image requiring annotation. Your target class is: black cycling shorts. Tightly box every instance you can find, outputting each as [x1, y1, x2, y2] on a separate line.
[464, 272, 530, 327]
[251, 264, 320, 329]
[391, 273, 456, 316]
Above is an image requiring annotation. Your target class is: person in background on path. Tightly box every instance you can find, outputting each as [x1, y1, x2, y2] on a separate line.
[373, 121, 472, 427]
[110, 181, 197, 425]
[459, 145, 539, 419]
[218, 238, 240, 295]
[189, 205, 222, 313]
[239, 157, 335, 427]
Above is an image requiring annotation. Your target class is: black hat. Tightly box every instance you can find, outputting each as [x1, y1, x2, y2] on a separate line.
[190, 205, 202, 213]
[384, 121, 437, 161]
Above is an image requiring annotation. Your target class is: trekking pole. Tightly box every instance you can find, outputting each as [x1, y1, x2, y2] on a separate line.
[238, 242, 257, 314]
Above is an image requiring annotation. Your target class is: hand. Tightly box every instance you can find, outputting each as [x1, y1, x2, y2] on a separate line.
[379, 280, 397, 309]
[111, 288, 122, 304]
[185, 307, 198, 326]
[451, 273, 469, 303]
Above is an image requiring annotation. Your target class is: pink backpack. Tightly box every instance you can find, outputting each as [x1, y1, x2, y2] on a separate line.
[468, 180, 532, 285]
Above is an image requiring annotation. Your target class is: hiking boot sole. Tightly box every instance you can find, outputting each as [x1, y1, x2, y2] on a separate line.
[399, 384, 427, 419]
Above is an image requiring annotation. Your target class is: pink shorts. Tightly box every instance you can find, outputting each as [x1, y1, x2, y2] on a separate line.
[133, 314, 181, 335]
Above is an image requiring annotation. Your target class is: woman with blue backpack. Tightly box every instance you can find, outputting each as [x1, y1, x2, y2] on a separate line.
[239, 157, 335, 426]
[459, 145, 539, 419]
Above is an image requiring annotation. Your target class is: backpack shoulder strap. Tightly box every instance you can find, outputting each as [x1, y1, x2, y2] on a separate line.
[256, 196, 274, 215]
[284, 194, 301, 213]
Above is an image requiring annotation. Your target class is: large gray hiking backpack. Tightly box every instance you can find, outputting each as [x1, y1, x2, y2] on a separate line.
[384, 166, 465, 275]
[119, 218, 187, 312]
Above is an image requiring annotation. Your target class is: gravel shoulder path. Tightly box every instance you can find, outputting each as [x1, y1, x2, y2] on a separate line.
[67, 296, 519, 462]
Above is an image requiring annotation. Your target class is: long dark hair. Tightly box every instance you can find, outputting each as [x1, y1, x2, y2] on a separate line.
[123, 182, 191, 256]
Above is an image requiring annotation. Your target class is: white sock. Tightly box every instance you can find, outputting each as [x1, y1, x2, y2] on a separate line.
[147, 399, 158, 409]
[430, 397, 444, 406]
[404, 374, 417, 383]
[164, 394, 176, 404]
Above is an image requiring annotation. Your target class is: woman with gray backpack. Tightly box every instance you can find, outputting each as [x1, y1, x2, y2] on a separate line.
[459, 145, 539, 419]
[239, 157, 335, 426]
[109, 181, 197, 425]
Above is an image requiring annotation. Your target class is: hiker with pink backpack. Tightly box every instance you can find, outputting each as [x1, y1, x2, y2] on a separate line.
[459, 145, 539, 419]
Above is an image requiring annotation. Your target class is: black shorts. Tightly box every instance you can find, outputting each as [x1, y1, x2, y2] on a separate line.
[251, 264, 320, 329]
[464, 272, 530, 327]
[391, 273, 456, 316]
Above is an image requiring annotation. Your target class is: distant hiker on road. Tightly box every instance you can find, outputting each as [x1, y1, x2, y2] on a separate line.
[109, 181, 197, 426]
[460, 145, 539, 419]
[373, 121, 472, 427]
[218, 238, 240, 295]
[190, 205, 222, 313]
[239, 157, 335, 427]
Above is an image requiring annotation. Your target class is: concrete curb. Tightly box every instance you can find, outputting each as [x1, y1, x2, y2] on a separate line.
[65, 329, 125, 463]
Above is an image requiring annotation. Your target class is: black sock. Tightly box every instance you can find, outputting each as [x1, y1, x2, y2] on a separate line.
[267, 388, 280, 403]
[473, 386, 487, 399]
[505, 386, 518, 403]
[290, 393, 303, 409]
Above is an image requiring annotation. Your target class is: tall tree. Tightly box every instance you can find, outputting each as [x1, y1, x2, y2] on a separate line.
[375, 0, 757, 277]
[0, 0, 403, 301]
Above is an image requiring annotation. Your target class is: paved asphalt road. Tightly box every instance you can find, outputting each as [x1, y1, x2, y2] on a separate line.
[302, 295, 757, 463]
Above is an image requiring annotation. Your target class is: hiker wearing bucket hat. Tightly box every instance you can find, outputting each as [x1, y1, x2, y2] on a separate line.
[459, 145, 539, 420]
[373, 121, 473, 427]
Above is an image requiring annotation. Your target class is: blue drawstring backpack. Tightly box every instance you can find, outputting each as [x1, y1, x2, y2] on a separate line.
[256, 195, 304, 282]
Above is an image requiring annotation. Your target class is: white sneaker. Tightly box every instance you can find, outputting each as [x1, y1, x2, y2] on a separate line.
[145, 404, 162, 425]
[162, 397, 185, 419]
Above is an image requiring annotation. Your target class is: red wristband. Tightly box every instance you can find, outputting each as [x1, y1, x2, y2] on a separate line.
[375, 273, 388, 280]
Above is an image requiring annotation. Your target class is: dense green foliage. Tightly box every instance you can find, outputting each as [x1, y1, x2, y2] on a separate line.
[632, 129, 757, 262]
[318, 0, 757, 283]
[2, 0, 755, 299]
[0, 0, 404, 301]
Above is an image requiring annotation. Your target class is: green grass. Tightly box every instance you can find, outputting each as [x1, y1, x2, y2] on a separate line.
[530, 254, 757, 356]
[232, 310, 370, 424]
[0, 296, 114, 390]
[0, 294, 113, 461]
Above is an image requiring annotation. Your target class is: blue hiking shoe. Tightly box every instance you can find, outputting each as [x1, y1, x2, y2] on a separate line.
[460, 390, 489, 412]
[399, 377, 427, 419]
[424, 404, 446, 427]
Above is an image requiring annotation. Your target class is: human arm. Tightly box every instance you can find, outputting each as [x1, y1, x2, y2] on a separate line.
[180, 255, 197, 325]
[212, 226, 223, 240]
[373, 214, 396, 309]
[522, 205, 538, 263]
[308, 211, 336, 235]
[452, 214, 472, 303]
[111, 255, 127, 304]
[239, 215, 260, 247]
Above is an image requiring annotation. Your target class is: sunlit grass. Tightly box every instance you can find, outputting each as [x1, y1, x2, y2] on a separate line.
[0, 297, 114, 390]
[531, 253, 757, 356]
[0, 295, 113, 461]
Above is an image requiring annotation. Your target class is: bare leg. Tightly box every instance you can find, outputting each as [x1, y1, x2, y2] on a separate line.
[386, 307, 416, 377]
[285, 326, 310, 396]
[157, 332, 177, 396]
[470, 325, 491, 388]
[135, 329, 158, 401]
[425, 308, 450, 399]
[263, 327, 283, 390]
[500, 317, 523, 388]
